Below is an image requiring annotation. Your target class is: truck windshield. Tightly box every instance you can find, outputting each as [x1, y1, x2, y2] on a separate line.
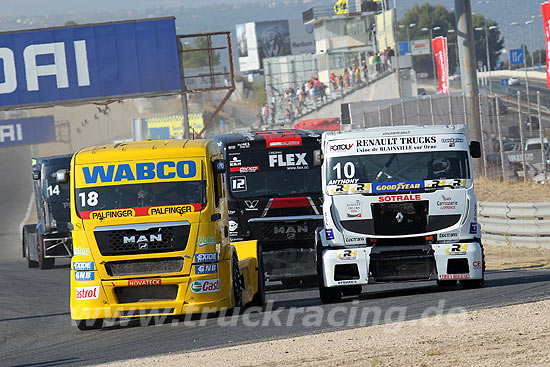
[76, 181, 206, 215]
[227, 148, 322, 198]
[42, 165, 70, 202]
[327, 151, 470, 184]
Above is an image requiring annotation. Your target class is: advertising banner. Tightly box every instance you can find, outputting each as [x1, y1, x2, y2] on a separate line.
[375, 9, 396, 51]
[541, 1, 550, 90]
[432, 36, 449, 94]
[411, 39, 431, 56]
[0, 116, 55, 148]
[0, 17, 181, 109]
[146, 113, 204, 139]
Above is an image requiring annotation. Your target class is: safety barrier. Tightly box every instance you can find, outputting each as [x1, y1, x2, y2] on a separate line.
[478, 201, 550, 248]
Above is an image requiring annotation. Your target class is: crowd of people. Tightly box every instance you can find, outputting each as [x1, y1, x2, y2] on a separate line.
[258, 47, 395, 126]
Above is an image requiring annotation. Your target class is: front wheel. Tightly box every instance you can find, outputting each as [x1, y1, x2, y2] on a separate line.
[436, 280, 457, 287]
[23, 226, 38, 268]
[232, 253, 243, 308]
[248, 244, 265, 307]
[319, 284, 342, 304]
[460, 279, 484, 289]
[316, 232, 342, 304]
[76, 319, 103, 331]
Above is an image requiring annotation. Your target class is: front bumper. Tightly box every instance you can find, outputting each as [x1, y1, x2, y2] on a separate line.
[320, 241, 483, 287]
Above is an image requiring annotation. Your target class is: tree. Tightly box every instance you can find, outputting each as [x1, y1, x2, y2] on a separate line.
[181, 37, 220, 69]
[399, 3, 504, 76]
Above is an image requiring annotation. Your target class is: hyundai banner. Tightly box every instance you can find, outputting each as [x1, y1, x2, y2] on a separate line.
[0, 17, 181, 108]
[0, 116, 55, 148]
[432, 36, 449, 94]
[542, 1, 550, 90]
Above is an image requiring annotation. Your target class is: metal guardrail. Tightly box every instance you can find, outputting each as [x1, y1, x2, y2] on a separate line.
[478, 201, 550, 248]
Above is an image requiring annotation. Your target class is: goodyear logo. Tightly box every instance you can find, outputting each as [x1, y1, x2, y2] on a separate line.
[82, 161, 197, 184]
[90, 209, 135, 221]
[148, 205, 195, 216]
[372, 181, 424, 193]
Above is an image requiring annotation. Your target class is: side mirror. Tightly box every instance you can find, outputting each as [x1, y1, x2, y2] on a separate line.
[313, 149, 324, 167]
[56, 169, 70, 183]
[213, 159, 226, 174]
[470, 141, 481, 158]
[32, 171, 40, 180]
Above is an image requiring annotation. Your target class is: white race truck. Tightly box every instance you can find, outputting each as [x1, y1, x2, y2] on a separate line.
[316, 125, 484, 303]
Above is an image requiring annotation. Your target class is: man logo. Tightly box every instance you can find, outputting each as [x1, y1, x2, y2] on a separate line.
[139, 243, 148, 250]
[123, 234, 163, 246]
[245, 200, 259, 209]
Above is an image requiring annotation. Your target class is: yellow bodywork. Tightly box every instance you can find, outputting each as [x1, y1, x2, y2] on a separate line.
[69, 140, 260, 322]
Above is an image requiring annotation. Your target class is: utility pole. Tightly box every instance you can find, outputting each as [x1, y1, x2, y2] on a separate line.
[455, 0, 482, 175]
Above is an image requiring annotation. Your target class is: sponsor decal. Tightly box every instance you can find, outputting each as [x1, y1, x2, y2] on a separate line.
[244, 200, 259, 210]
[438, 232, 459, 240]
[336, 280, 359, 285]
[75, 286, 100, 300]
[444, 243, 468, 255]
[73, 247, 91, 256]
[441, 137, 464, 147]
[473, 260, 482, 269]
[190, 278, 220, 293]
[195, 264, 218, 274]
[228, 220, 238, 232]
[128, 278, 162, 286]
[90, 209, 134, 221]
[268, 152, 308, 169]
[230, 166, 259, 173]
[197, 236, 216, 247]
[346, 200, 362, 218]
[229, 156, 242, 167]
[325, 228, 335, 240]
[378, 194, 421, 202]
[237, 142, 250, 149]
[329, 143, 354, 153]
[148, 205, 194, 216]
[74, 261, 94, 271]
[469, 222, 478, 235]
[195, 252, 219, 263]
[439, 274, 470, 280]
[372, 181, 424, 193]
[82, 160, 197, 184]
[355, 136, 438, 153]
[74, 271, 95, 281]
[256, 130, 302, 147]
[337, 249, 358, 260]
[437, 195, 458, 210]
[345, 237, 366, 244]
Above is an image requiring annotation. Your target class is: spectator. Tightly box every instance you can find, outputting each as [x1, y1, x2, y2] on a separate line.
[374, 53, 380, 73]
[330, 72, 339, 90]
[361, 60, 368, 83]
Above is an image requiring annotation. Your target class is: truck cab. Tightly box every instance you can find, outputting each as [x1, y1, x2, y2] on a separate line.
[317, 125, 484, 303]
[214, 130, 324, 285]
[23, 154, 73, 269]
[68, 140, 263, 330]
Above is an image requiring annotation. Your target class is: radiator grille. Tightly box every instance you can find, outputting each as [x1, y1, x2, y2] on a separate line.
[115, 285, 178, 304]
[105, 258, 184, 277]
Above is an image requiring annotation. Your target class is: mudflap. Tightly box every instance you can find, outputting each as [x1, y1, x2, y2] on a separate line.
[232, 240, 263, 305]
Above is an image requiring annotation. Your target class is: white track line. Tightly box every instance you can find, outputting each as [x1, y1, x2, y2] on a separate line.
[18, 192, 35, 235]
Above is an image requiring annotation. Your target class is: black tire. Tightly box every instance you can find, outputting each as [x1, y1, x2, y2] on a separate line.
[281, 279, 302, 288]
[232, 252, 243, 308]
[248, 244, 265, 307]
[76, 319, 103, 331]
[22, 226, 26, 258]
[24, 226, 39, 268]
[461, 240, 486, 289]
[437, 280, 457, 287]
[341, 284, 362, 296]
[38, 234, 55, 270]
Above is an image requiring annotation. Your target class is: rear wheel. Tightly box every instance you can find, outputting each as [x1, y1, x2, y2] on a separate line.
[38, 234, 55, 270]
[76, 319, 103, 331]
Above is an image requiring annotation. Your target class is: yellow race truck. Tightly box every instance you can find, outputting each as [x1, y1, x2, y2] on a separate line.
[64, 139, 264, 330]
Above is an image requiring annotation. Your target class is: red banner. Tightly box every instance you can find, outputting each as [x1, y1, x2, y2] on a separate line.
[542, 1, 550, 90]
[432, 36, 449, 94]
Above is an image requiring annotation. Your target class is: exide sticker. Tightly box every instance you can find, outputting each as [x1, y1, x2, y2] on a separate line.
[195, 264, 218, 274]
[190, 278, 220, 293]
[469, 222, 478, 234]
[128, 278, 162, 286]
[325, 228, 335, 240]
[74, 261, 94, 271]
[195, 252, 218, 263]
[378, 194, 421, 202]
[75, 286, 100, 300]
[74, 272, 94, 281]
[230, 166, 259, 173]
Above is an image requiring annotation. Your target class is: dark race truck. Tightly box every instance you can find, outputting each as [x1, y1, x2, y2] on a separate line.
[23, 154, 73, 269]
[215, 130, 323, 285]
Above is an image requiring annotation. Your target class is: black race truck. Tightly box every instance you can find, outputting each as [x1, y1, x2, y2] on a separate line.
[215, 130, 323, 286]
[22, 154, 73, 269]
